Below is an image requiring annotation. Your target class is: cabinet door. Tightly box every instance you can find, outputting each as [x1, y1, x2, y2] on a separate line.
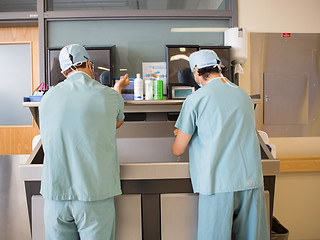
[161, 193, 198, 240]
[115, 194, 142, 240]
[160, 192, 271, 240]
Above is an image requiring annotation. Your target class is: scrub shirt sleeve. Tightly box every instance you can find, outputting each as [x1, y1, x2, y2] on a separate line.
[116, 93, 125, 122]
[175, 99, 197, 135]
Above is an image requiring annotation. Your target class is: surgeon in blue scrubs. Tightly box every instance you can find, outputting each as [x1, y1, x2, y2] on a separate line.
[171, 50, 269, 240]
[39, 44, 130, 240]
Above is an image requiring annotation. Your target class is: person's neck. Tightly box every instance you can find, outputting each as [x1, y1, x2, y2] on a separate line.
[67, 68, 93, 79]
[201, 72, 221, 86]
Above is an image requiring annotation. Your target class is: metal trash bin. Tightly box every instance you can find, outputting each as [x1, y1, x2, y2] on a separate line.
[271, 217, 289, 240]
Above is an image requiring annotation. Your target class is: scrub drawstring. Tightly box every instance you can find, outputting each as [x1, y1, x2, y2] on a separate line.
[219, 73, 238, 88]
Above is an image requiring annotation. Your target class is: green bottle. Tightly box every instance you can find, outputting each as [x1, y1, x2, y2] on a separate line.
[153, 76, 163, 100]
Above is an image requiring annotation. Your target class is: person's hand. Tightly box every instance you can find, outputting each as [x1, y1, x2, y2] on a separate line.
[118, 74, 130, 88]
[173, 128, 179, 137]
[114, 74, 130, 94]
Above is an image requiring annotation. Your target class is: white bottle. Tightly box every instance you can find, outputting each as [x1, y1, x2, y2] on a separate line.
[144, 79, 153, 100]
[134, 73, 143, 100]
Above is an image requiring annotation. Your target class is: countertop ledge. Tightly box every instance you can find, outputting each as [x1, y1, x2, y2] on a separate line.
[19, 160, 279, 181]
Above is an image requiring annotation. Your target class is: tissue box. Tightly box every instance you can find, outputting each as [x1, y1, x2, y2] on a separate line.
[24, 95, 43, 102]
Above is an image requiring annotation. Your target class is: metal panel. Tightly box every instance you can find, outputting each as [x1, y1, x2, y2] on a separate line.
[44, 9, 235, 20]
[251, 33, 320, 137]
[161, 193, 198, 240]
[0, 12, 38, 20]
[31, 196, 45, 240]
[0, 155, 31, 240]
[37, 0, 46, 85]
[115, 194, 142, 240]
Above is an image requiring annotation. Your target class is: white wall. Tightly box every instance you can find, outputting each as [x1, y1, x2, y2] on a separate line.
[238, 1, 320, 239]
[239, 0, 320, 33]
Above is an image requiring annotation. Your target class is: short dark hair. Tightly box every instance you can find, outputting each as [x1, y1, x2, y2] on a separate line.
[62, 62, 87, 76]
[197, 66, 221, 79]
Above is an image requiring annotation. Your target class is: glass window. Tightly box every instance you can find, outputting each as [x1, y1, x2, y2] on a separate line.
[0, 43, 32, 125]
[48, 19, 229, 79]
[0, 0, 37, 12]
[47, 0, 228, 11]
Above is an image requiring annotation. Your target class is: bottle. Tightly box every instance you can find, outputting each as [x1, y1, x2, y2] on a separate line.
[153, 76, 163, 100]
[134, 73, 143, 100]
[145, 79, 153, 100]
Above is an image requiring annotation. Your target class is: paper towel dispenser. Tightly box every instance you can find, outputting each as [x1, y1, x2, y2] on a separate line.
[224, 27, 248, 65]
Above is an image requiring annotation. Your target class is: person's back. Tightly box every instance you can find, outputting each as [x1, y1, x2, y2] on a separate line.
[39, 44, 129, 240]
[172, 49, 269, 240]
[180, 77, 263, 194]
[40, 71, 123, 201]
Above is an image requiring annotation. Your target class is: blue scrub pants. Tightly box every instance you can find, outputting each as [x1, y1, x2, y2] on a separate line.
[197, 188, 269, 240]
[44, 197, 115, 240]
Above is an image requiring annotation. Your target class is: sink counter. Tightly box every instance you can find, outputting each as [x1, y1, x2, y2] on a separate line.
[19, 160, 279, 181]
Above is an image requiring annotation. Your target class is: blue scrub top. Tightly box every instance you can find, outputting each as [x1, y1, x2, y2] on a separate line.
[39, 72, 124, 201]
[175, 77, 264, 195]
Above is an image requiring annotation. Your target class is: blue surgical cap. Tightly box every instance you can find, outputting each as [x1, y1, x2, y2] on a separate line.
[189, 50, 221, 72]
[59, 44, 90, 72]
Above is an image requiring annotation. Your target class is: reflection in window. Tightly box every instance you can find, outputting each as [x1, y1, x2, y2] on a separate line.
[47, 0, 227, 11]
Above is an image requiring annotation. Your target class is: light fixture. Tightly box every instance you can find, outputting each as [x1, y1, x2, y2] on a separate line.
[97, 66, 110, 71]
[170, 54, 189, 62]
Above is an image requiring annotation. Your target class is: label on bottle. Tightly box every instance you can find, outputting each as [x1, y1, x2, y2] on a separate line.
[154, 80, 163, 100]
[134, 78, 144, 100]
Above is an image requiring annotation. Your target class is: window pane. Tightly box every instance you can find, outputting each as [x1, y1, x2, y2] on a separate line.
[47, 0, 228, 11]
[48, 19, 229, 78]
[0, 44, 32, 125]
[0, 0, 37, 12]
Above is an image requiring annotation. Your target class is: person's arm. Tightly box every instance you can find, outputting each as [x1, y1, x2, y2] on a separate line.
[113, 74, 130, 94]
[114, 74, 129, 129]
[171, 128, 192, 156]
[116, 119, 124, 129]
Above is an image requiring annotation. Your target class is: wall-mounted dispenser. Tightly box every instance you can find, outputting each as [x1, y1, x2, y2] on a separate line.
[224, 27, 248, 76]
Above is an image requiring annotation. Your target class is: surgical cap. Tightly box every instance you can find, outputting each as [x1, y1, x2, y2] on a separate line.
[59, 44, 90, 72]
[189, 50, 221, 73]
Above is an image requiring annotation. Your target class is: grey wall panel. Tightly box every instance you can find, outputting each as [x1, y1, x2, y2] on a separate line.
[251, 33, 320, 137]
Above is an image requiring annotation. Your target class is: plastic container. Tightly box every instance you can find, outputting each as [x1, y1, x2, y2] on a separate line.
[144, 79, 153, 100]
[134, 73, 143, 100]
[153, 76, 163, 100]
